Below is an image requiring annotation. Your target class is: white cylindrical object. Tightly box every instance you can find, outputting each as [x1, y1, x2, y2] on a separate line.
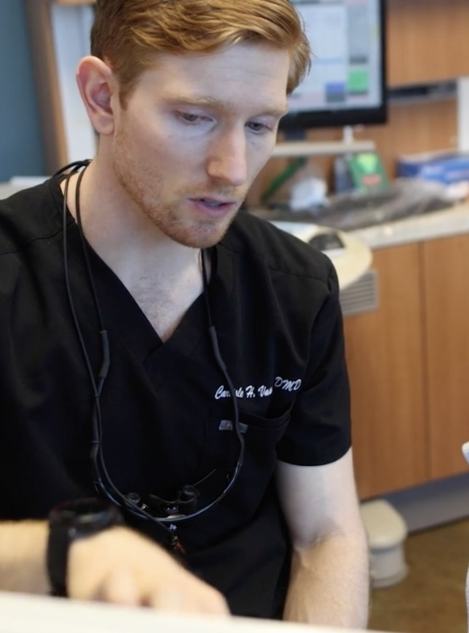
[361, 499, 408, 588]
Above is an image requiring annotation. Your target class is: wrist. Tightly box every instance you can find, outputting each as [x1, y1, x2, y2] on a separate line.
[47, 498, 123, 597]
[20, 521, 50, 594]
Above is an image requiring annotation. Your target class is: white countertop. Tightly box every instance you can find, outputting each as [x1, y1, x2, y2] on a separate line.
[273, 201, 469, 287]
[350, 201, 469, 250]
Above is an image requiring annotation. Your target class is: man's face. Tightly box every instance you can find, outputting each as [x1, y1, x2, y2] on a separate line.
[109, 42, 290, 248]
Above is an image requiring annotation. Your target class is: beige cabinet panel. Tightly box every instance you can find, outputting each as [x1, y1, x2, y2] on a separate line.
[344, 244, 428, 498]
[387, 0, 469, 87]
[423, 234, 469, 479]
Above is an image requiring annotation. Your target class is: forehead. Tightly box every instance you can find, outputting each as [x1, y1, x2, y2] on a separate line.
[132, 42, 290, 115]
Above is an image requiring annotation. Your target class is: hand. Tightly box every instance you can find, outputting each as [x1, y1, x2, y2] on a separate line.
[67, 526, 229, 615]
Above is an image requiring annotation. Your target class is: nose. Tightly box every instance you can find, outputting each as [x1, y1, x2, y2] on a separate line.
[206, 127, 248, 187]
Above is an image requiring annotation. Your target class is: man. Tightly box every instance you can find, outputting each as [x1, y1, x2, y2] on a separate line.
[0, 0, 369, 627]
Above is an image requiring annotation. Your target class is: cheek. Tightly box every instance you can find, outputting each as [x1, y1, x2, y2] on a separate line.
[118, 112, 167, 159]
[131, 123, 207, 168]
[160, 136, 209, 173]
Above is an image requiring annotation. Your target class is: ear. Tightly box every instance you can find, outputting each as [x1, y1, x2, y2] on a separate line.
[76, 56, 117, 135]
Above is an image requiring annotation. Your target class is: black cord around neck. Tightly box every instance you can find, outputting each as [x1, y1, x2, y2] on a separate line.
[59, 161, 245, 543]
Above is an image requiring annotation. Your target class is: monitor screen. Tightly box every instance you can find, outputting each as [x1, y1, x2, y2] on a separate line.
[281, 0, 387, 131]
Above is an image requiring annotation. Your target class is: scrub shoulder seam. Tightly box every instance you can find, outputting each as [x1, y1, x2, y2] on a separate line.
[0, 226, 63, 258]
[218, 241, 333, 288]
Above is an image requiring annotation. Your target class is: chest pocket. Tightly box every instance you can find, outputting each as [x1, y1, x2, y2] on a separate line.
[239, 406, 292, 431]
[204, 403, 293, 475]
[238, 406, 292, 471]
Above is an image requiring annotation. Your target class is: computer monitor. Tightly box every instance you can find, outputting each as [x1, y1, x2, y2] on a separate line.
[281, 0, 387, 132]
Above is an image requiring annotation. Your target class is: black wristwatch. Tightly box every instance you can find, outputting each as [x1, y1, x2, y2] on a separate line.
[47, 497, 124, 597]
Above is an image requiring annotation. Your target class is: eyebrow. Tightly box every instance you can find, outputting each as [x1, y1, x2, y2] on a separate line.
[164, 95, 289, 119]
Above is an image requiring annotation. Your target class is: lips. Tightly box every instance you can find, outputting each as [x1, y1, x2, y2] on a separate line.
[191, 197, 236, 207]
[188, 197, 238, 218]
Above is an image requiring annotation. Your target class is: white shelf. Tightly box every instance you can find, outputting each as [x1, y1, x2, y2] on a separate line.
[272, 139, 375, 158]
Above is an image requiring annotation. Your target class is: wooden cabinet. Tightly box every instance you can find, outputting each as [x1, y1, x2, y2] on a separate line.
[346, 232, 469, 498]
[423, 234, 469, 479]
[344, 244, 428, 499]
[387, 0, 469, 87]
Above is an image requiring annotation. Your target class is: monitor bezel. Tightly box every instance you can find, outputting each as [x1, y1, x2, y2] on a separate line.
[280, 0, 388, 132]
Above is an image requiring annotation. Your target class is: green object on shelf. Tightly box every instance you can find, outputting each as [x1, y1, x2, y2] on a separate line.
[260, 156, 307, 205]
[346, 152, 389, 191]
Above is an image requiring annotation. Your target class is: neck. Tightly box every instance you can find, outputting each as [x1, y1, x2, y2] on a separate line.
[61, 159, 201, 288]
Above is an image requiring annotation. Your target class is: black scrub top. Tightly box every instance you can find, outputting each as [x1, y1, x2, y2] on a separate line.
[0, 177, 351, 618]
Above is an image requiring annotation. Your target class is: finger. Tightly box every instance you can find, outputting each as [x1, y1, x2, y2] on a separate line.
[100, 569, 141, 607]
[146, 588, 185, 611]
[147, 586, 230, 615]
[189, 586, 230, 615]
[197, 593, 230, 616]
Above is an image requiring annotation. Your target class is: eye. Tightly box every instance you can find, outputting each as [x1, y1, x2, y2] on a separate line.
[176, 112, 211, 125]
[247, 121, 274, 134]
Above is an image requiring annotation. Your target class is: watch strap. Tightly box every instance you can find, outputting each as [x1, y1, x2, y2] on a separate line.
[47, 498, 123, 597]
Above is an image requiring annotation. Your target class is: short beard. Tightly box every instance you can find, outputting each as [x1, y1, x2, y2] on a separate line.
[112, 130, 241, 248]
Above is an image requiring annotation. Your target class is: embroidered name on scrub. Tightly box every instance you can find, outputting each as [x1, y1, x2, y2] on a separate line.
[214, 376, 302, 400]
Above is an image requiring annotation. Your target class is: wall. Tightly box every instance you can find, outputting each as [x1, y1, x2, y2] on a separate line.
[0, 0, 45, 180]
